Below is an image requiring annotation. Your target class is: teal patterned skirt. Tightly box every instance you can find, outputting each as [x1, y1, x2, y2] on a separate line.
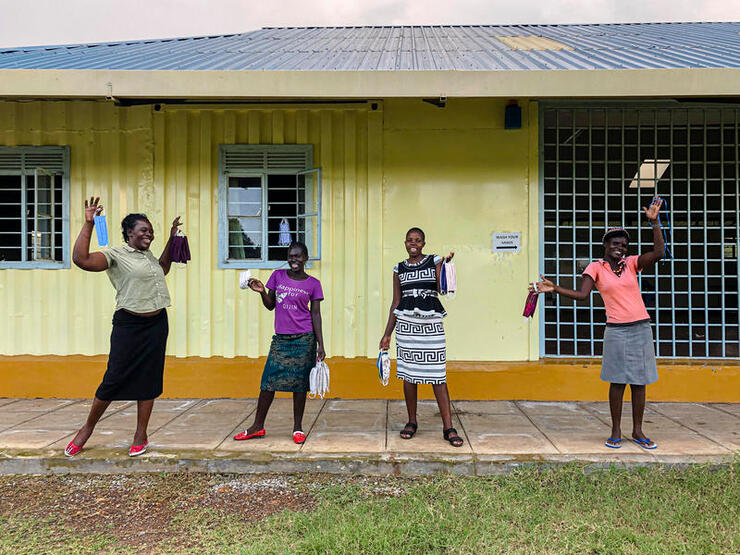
[260, 332, 317, 392]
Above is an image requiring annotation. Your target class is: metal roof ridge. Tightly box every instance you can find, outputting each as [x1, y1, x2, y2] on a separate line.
[260, 22, 740, 30]
[0, 30, 261, 53]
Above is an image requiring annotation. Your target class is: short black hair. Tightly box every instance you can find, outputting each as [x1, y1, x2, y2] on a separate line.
[406, 227, 425, 241]
[121, 213, 150, 242]
[288, 241, 309, 259]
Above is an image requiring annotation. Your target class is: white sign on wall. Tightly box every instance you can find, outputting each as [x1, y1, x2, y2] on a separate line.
[492, 232, 521, 253]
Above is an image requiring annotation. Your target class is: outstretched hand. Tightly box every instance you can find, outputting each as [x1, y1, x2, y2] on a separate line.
[248, 278, 265, 293]
[530, 274, 555, 294]
[643, 196, 663, 223]
[444, 251, 455, 263]
[84, 197, 103, 223]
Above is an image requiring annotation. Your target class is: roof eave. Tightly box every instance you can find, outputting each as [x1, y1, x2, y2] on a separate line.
[0, 68, 738, 100]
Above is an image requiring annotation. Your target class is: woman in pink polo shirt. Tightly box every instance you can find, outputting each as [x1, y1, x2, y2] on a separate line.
[532, 198, 665, 450]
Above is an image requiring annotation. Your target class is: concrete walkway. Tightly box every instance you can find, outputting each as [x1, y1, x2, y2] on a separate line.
[0, 398, 737, 476]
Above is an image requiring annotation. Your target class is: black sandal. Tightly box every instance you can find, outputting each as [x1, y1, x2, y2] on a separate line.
[443, 427, 464, 447]
[400, 422, 418, 439]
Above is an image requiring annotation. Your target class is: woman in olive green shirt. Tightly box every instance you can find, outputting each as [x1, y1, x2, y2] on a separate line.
[65, 197, 181, 458]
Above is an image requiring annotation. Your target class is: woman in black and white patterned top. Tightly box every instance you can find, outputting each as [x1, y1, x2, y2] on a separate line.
[380, 227, 463, 447]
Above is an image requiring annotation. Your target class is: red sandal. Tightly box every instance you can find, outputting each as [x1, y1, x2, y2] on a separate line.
[293, 431, 306, 444]
[64, 440, 83, 457]
[233, 428, 266, 441]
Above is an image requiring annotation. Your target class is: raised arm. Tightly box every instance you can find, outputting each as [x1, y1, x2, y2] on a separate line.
[72, 197, 109, 272]
[637, 197, 665, 270]
[533, 273, 595, 301]
[379, 271, 402, 350]
[311, 299, 325, 361]
[158, 216, 182, 275]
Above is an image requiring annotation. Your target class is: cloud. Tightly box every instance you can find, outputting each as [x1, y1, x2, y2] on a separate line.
[0, 0, 738, 47]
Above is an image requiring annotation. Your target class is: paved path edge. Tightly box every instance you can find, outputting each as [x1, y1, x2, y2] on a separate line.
[0, 452, 734, 477]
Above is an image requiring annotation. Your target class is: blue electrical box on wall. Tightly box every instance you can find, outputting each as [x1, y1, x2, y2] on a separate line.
[505, 103, 522, 129]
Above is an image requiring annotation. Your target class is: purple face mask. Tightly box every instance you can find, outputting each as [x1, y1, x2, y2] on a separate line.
[523, 290, 539, 318]
[170, 233, 191, 263]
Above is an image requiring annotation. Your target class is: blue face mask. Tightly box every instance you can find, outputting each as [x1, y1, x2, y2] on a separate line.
[94, 213, 109, 247]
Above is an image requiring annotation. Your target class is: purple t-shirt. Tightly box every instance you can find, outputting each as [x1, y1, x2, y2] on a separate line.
[266, 270, 324, 335]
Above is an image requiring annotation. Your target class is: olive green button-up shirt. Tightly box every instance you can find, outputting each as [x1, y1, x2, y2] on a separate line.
[102, 245, 171, 313]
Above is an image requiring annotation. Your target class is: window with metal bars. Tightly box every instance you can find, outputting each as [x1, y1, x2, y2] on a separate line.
[218, 145, 321, 269]
[0, 146, 70, 269]
[541, 106, 739, 359]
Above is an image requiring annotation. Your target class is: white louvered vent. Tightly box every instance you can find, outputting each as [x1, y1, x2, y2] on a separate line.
[0, 147, 66, 173]
[0, 151, 22, 172]
[223, 146, 310, 172]
[223, 151, 265, 170]
[265, 150, 309, 169]
[24, 151, 66, 172]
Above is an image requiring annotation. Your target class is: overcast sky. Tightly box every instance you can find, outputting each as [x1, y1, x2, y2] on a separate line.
[1, 0, 738, 48]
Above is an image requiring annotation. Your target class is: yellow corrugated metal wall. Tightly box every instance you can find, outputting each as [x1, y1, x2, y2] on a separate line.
[155, 104, 384, 358]
[0, 101, 155, 356]
[0, 101, 385, 358]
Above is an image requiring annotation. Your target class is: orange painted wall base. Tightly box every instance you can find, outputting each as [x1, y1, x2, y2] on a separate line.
[1, 355, 738, 402]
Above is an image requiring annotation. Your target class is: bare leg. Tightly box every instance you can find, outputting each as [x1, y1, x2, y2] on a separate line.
[431, 383, 454, 429]
[433, 383, 462, 445]
[246, 390, 275, 434]
[70, 397, 111, 447]
[292, 391, 307, 432]
[630, 384, 655, 447]
[607, 383, 627, 446]
[133, 399, 154, 445]
[400, 381, 418, 438]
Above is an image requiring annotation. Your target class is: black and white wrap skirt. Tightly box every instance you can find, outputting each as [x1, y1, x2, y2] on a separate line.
[95, 309, 169, 401]
[600, 320, 658, 386]
[395, 314, 447, 385]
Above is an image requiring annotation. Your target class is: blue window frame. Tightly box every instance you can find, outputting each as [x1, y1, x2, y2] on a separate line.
[0, 146, 70, 269]
[218, 145, 321, 269]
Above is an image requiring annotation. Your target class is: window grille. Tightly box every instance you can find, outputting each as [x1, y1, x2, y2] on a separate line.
[541, 106, 739, 359]
[0, 146, 70, 269]
[218, 145, 321, 269]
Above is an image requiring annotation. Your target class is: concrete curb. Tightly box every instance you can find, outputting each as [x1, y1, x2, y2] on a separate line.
[0, 450, 734, 477]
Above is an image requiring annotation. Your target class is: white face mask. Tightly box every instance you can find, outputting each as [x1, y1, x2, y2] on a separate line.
[239, 269, 251, 289]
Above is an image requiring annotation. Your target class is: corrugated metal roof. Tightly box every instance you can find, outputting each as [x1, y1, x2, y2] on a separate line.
[1, 23, 740, 71]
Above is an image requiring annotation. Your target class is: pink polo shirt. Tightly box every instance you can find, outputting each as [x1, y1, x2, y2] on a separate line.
[582, 255, 650, 324]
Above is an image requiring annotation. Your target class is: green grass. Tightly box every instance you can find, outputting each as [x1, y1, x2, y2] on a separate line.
[178, 464, 739, 554]
[0, 464, 738, 554]
[0, 516, 117, 554]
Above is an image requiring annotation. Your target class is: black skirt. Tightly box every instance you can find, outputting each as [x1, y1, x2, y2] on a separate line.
[95, 309, 169, 401]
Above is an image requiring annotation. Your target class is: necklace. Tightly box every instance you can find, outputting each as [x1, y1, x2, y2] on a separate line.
[605, 258, 627, 277]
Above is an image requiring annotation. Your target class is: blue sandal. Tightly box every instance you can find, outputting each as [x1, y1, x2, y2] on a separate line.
[605, 438, 622, 449]
[632, 437, 658, 450]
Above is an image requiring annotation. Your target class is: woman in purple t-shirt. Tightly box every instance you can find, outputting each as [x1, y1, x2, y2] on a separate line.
[233, 241, 325, 445]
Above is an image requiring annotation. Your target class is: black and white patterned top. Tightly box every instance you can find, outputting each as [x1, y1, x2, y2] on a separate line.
[393, 254, 446, 318]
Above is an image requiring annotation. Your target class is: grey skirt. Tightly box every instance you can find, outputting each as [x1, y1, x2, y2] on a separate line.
[601, 320, 658, 385]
